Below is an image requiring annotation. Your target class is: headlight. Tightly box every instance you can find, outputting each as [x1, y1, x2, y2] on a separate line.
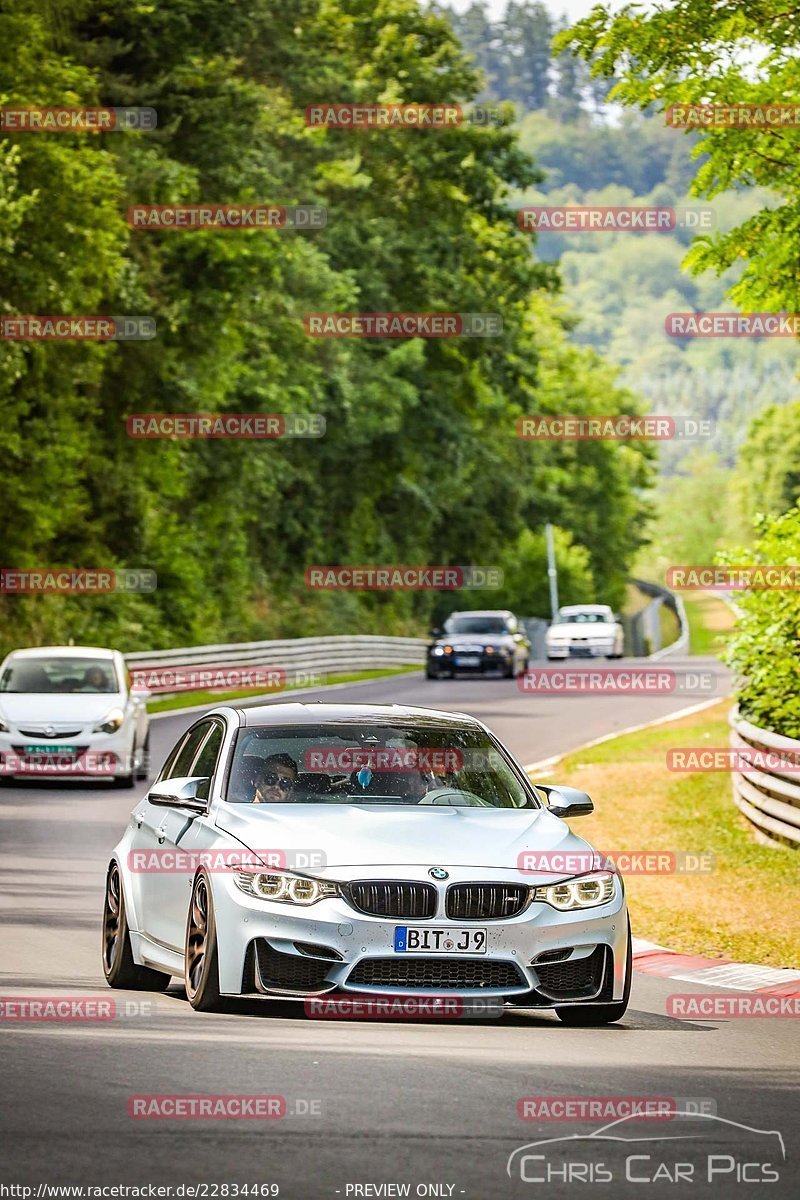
[432, 647, 445, 656]
[532, 873, 615, 910]
[485, 646, 494, 655]
[234, 870, 339, 906]
[0, 716, 8, 733]
[93, 708, 125, 733]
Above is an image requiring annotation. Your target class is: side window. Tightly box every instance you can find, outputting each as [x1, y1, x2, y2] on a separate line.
[191, 722, 225, 782]
[162, 722, 213, 781]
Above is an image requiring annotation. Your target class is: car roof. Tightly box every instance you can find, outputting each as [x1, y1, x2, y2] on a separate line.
[559, 605, 611, 613]
[3, 645, 117, 659]
[448, 610, 514, 618]
[230, 702, 484, 728]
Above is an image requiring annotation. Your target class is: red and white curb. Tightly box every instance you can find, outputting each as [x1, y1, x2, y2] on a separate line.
[632, 937, 800, 996]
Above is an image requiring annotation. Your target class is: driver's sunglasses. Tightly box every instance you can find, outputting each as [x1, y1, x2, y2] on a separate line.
[260, 772, 293, 792]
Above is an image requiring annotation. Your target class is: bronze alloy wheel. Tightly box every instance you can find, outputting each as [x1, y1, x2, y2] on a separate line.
[184, 871, 224, 1011]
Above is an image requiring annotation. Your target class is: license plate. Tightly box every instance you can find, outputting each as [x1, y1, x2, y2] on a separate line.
[394, 926, 487, 954]
[24, 744, 78, 755]
[454, 655, 481, 667]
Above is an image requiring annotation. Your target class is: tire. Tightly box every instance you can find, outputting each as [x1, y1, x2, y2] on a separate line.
[102, 862, 172, 990]
[555, 922, 632, 1026]
[136, 732, 150, 781]
[114, 771, 135, 789]
[425, 666, 438, 680]
[185, 871, 225, 1012]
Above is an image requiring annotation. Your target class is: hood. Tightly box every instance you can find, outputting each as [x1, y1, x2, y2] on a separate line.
[0, 692, 126, 725]
[215, 802, 593, 880]
[547, 622, 612, 637]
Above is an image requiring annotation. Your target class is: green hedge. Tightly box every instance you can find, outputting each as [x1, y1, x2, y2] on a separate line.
[721, 506, 800, 739]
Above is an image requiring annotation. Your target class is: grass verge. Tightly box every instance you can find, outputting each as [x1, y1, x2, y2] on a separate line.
[683, 591, 735, 656]
[147, 664, 421, 715]
[534, 700, 799, 967]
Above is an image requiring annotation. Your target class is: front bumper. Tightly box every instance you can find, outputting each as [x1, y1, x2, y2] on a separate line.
[546, 642, 616, 659]
[211, 871, 629, 1006]
[428, 650, 512, 674]
[0, 726, 136, 781]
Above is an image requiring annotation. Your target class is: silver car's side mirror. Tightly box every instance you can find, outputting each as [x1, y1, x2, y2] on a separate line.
[149, 775, 209, 812]
[538, 784, 594, 818]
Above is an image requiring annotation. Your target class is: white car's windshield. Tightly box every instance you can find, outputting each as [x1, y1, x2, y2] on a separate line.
[226, 722, 538, 809]
[444, 616, 509, 635]
[560, 613, 611, 624]
[0, 655, 119, 693]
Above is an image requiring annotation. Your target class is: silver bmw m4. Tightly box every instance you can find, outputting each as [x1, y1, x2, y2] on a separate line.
[103, 702, 631, 1023]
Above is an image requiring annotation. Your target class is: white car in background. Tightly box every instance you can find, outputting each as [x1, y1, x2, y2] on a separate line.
[545, 605, 624, 660]
[0, 646, 150, 788]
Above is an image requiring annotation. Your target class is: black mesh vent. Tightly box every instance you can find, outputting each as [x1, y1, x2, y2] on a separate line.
[534, 947, 607, 999]
[346, 957, 524, 990]
[255, 941, 333, 993]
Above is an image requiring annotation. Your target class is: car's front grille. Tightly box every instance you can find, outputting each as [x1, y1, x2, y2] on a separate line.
[534, 947, 607, 999]
[18, 727, 84, 738]
[446, 883, 529, 921]
[347, 957, 525, 991]
[567, 646, 594, 657]
[346, 881, 437, 920]
[254, 940, 333, 994]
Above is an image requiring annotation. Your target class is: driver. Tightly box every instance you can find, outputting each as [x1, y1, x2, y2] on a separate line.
[252, 753, 298, 804]
[397, 768, 439, 803]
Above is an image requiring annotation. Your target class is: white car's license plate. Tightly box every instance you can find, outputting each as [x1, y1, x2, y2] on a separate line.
[454, 655, 481, 667]
[24, 744, 78, 756]
[394, 926, 487, 954]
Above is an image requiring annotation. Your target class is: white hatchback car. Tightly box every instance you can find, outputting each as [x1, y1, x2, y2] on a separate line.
[0, 645, 150, 787]
[545, 605, 624, 660]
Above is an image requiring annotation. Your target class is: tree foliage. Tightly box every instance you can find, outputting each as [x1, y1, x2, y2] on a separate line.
[0, 0, 653, 655]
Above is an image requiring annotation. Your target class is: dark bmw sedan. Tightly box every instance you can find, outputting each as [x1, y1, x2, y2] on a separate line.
[426, 610, 531, 679]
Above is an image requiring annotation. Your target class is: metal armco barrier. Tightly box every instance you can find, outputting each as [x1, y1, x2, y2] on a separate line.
[729, 708, 800, 848]
[125, 634, 427, 693]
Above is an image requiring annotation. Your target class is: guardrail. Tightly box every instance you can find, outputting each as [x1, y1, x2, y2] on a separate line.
[729, 708, 800, 848]
[629, 577, 689, 659]
[125, 634, 427, 694]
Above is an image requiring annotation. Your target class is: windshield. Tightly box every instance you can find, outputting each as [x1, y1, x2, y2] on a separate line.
[444, 616, 509, 635]
[560, 612, 611, 624]
[0, 655, 120, 694]
[225, 722, 539, 809]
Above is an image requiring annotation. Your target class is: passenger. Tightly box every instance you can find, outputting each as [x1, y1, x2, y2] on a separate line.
[252, 753, 298, 803]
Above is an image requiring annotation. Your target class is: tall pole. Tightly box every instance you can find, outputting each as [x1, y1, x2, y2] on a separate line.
[545, 522, 559, 622]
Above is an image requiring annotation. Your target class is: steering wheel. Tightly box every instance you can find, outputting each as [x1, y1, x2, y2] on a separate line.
[417, 787, 494, 808]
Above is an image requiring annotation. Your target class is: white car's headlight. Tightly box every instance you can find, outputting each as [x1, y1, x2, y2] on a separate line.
[93, 708, 125, 733]
[0, 716, 8, 733]
[235, 870, 339, 906]
[532, 873, 615, 910]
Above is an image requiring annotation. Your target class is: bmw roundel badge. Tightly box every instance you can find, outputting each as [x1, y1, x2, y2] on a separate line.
[428, 867, 449, 880]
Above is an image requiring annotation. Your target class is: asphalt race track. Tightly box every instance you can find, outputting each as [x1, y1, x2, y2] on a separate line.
[2, 657, 798, 1199]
